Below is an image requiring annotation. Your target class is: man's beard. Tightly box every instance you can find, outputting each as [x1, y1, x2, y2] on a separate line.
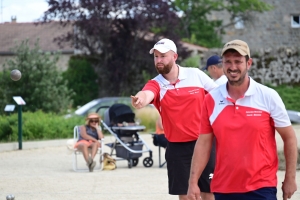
[155, 62, 172, 74]
[227, 68, 248, 86]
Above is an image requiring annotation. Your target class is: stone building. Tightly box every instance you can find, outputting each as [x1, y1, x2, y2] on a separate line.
[0, 21, 74, 71]
[0, 21, 208, 72]
[205, 0, 300, 86]
[213, 0, 300, 51]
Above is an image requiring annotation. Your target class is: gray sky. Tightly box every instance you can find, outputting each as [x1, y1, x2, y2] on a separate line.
[0, 0, 48, 23]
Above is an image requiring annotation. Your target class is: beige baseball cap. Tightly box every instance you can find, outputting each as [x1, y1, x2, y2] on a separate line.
[221, 39, 251, 57]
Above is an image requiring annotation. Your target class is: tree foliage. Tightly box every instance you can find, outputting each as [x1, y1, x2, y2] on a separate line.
[62, 56, 98, 107]
[172, 0, 273, 48]
[180, 55, 202, 68]
[39, 0, 273, 98]
[40, 0, 190, 97]
[0, 39, 74, 114]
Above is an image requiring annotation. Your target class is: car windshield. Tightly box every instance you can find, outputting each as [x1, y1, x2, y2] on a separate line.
[74, 97, 132, 116]
[75, 99, 100, 115]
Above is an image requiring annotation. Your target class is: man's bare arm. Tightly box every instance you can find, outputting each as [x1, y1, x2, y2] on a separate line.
[276, 126, 298, 200]
[131, 90, 154, 109]
[187, 133, 214, 200]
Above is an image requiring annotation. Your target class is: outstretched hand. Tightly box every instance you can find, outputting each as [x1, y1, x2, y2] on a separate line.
[131, 95, 143, 109]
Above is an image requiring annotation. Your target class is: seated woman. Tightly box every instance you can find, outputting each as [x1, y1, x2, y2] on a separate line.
[74, 113, 104, 172]
[154, 115, 168, 148]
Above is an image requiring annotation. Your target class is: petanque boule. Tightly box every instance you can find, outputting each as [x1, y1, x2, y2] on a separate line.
[6, 194, 15, 200]
[10, 69, 22, 81]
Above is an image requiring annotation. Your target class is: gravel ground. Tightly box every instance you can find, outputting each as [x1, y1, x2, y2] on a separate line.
[0, 127, 299, 200]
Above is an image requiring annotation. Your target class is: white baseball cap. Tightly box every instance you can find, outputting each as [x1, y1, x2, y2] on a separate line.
[149, 38, 177, 54]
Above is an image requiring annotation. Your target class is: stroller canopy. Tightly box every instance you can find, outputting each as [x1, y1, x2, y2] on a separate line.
[107, 104, 135, 125]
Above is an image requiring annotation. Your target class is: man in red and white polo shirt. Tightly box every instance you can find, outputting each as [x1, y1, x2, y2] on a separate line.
[187, 39, 298, 200]
[131, 38, 218, 200]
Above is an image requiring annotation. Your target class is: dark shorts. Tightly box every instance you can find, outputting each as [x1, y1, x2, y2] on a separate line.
[165, 140, 215, 195]
[214, 187, 277, 200]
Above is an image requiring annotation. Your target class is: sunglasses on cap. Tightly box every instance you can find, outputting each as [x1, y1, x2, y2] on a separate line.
[89, 119, 99, 123]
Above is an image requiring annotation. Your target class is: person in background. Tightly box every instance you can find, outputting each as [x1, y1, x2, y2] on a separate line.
[74, 113, 104, 172]
[131, 38, 217, 200]
[203, 55, 227, 85]
[188, 39, 298, 200]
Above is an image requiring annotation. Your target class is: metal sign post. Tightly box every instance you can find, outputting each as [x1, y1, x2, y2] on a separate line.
[13, 96, 26, 150]
[4, 105, 15, 115]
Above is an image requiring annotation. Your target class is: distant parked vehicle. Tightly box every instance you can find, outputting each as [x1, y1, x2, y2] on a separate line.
[287, 110, 300, 124]
[65, 97, 132, 118]
[75, 97, 132, 116]
[65, 97, 154, 119]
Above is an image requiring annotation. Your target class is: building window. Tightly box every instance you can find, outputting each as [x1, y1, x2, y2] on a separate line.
[291, 15, 300, 28]
[234, 16, 244, 29]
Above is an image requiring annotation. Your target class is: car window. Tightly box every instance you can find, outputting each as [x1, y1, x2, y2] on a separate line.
[95, 98, 133, 116]
[75, 100, 100, 115]
[89, 100, 112, 114]
[75, 97, 133, 117]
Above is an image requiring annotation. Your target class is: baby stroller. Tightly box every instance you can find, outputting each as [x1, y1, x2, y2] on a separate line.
[97, 103, 153, 168]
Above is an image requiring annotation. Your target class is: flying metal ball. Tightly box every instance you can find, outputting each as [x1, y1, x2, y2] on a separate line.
[10, 69, 22, 81]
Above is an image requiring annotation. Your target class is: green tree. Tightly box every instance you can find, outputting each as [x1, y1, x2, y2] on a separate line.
[62, 56, 98, 107]
[173, 0, 273, 48]
[0, 39, 74, 114]
[40, 0, 190, 97]
[180, 55, 201, 68]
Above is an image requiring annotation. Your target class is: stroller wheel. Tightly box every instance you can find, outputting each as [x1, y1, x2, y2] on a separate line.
[128, 159, 133, 168]
[132, 158, 139, 167]
[143, 157, 153, 168]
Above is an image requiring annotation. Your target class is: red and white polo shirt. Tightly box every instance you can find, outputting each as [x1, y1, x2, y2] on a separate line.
[201, 77, 291, 193]
[143, 65, 217, 142]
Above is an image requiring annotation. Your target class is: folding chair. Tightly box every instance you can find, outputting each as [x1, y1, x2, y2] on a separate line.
[152, 133, 167, 168]
[157, 144, 166, 168]
[72, 125, 104, 172]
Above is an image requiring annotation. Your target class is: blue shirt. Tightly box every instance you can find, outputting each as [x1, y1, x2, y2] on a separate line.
[78, 125, 98, 141]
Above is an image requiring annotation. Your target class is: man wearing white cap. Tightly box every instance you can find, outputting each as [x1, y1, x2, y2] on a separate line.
[131, 38, 217, 200]
[187, 39, 298, 200]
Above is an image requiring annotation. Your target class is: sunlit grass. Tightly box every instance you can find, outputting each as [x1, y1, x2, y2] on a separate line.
[267, 85, 300, 111]
[0, 111, 83, 142]
[134, 106, 159, 132]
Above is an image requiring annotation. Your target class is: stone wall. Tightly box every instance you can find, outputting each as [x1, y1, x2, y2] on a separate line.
[203, 46, 300, 86]
[249, 47, 300, 86]
[210, 0, 300, 50]
[204, 0, 300, 85]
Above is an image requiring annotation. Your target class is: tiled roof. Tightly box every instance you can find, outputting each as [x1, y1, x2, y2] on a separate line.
[0, 21, 73, 54]
[0, 21, 207, 55]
